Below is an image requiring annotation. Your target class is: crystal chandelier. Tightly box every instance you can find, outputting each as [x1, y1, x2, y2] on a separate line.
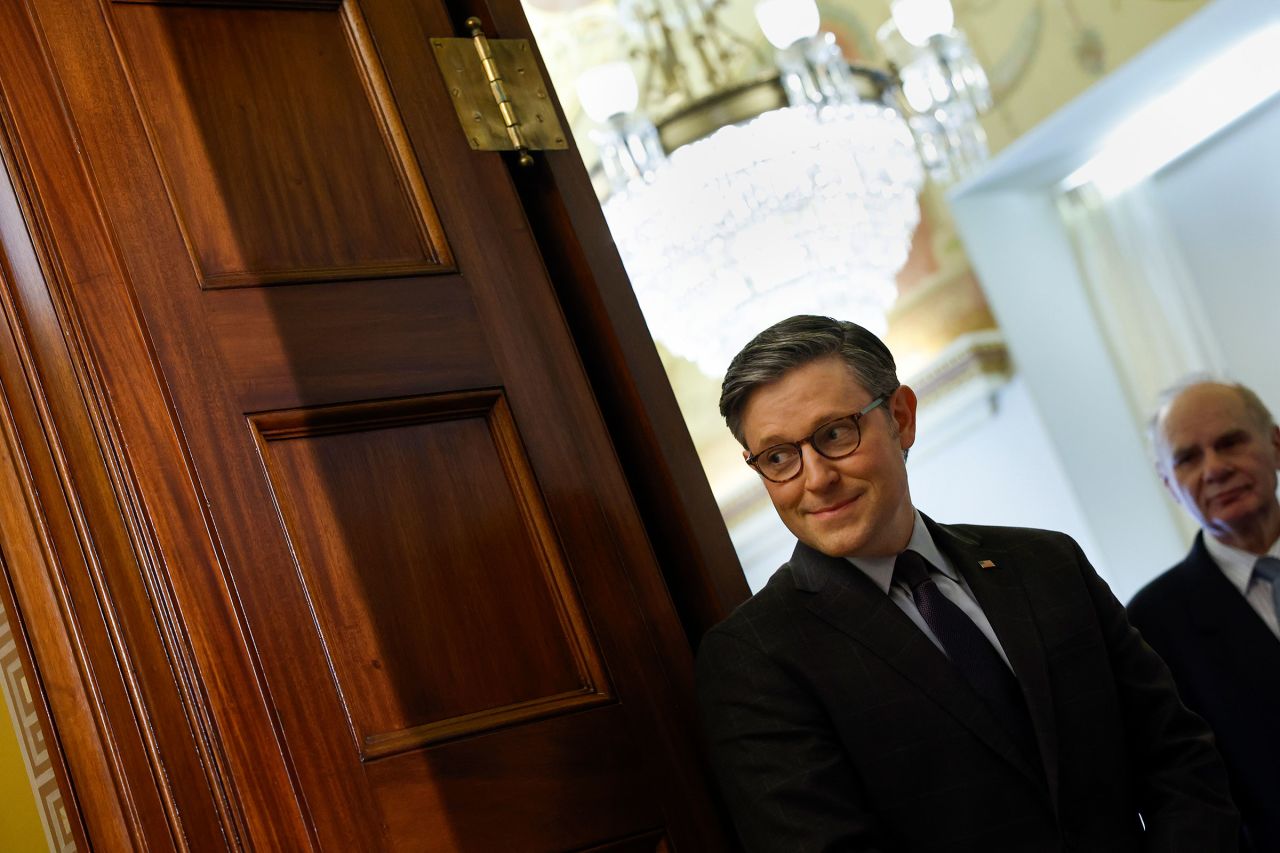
[878, 0, 993, 184]
[569, 0, 987, 376]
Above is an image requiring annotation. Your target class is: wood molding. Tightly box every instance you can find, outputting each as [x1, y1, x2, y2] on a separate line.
[0, 508, 89, 851]
[0, 18, 202, 846]
[250, 393, 617, 758]
[0, 0, 320, 845]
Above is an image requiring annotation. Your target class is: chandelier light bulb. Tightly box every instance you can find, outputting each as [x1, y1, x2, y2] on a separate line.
[753, 0, 821, 50]
[575, 61, 640, 123]
[890, 0, 955, 47]
[900, 75, 935, 114]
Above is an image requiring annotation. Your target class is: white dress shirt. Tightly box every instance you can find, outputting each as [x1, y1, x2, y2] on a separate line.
[846, 510, 1013, 668]
[1203, 532, 1280, 638]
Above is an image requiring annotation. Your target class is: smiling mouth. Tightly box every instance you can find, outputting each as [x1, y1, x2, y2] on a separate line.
[808, 496, 858, 517]
[1209, 486, 1249, 508]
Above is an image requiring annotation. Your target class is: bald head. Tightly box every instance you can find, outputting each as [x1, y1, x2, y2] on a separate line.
[1152, 380, 1280, 553]
[1152, 382, 1276, 471]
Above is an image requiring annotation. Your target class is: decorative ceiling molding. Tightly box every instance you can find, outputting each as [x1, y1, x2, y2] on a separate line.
[908, 328, 1012, 409]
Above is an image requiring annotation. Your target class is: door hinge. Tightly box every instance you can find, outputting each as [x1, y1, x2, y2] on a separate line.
[432, 18, 569, 166]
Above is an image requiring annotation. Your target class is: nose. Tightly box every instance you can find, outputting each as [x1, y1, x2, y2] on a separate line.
[800, 442, 839, 490]
[1202, 448, 1234, 482]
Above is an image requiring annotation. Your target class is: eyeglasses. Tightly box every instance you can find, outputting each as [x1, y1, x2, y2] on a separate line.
[745, 395, 891, 484]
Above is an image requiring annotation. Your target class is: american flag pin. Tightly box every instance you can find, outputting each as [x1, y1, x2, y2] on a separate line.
[978, 559, 996, 569]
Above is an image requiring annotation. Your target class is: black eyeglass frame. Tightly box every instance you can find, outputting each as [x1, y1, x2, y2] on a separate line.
[745, 393, 892, 484]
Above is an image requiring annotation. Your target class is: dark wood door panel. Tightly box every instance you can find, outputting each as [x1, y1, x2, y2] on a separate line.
[207, 277, 497, 411]
[111, 2, 452, 289]
[251, 393, 612, 759]
[368, 705, 665, 852]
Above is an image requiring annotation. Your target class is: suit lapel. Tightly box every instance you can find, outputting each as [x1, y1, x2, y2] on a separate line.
[791, 540, 1047, 792]
[928, 518, 1060, 810]
[1184, 535, 1280, 656]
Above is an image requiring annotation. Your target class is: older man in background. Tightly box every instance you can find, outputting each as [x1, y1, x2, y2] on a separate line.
[1130, 380, 1280, 852]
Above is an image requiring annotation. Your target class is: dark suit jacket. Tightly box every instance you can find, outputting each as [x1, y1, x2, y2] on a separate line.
[1128, 533, 1280, 853]
[697, 518, 1237, 852]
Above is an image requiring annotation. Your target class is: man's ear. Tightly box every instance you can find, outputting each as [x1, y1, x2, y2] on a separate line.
[1154, 440, 1180, 500]
[1151, 419, 1177, 494]
[891, 385, 919, 452]
[1270, 424, 1280, 469]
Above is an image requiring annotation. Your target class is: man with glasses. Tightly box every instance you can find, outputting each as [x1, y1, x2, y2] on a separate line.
[696, 315, 1236, 852]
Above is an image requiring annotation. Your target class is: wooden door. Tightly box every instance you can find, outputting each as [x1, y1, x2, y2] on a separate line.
[0, 0, 737, 849]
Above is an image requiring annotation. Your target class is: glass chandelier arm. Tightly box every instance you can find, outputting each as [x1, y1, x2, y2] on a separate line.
[624, 0, 772, 112]
[877, 19, 992, 184]
[592, 112, 668, 194]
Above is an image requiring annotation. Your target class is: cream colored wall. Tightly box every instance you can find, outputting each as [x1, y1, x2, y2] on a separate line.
[932, 0, 1209, 152]
[949, 0, 1280, 600]
[833, 0, 1212, 364]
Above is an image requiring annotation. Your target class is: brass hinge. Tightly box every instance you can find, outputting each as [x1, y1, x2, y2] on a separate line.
[432, 18, 568, 166]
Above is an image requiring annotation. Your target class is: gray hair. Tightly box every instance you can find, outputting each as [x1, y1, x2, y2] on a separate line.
[719, 315, 900, 446]
[1149, 375, 1277, 467]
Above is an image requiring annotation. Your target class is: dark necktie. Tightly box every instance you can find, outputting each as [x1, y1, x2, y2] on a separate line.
[893, 549, 1039, 767]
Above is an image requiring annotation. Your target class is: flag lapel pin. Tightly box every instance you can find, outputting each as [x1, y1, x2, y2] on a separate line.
[978, 559, 997, 569]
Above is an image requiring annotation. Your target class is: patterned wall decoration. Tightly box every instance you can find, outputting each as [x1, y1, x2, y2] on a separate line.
[943, 0, 1207, 153]
[0, 609, 76, 852]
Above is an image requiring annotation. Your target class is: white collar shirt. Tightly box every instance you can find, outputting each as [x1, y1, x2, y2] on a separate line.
[1203, 532, 1280, 638]
[846, 510, 1012, 668]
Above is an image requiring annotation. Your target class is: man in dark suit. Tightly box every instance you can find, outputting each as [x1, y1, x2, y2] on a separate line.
[697, 316, 1237, 852]
[1129, 380, 1280, 852]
